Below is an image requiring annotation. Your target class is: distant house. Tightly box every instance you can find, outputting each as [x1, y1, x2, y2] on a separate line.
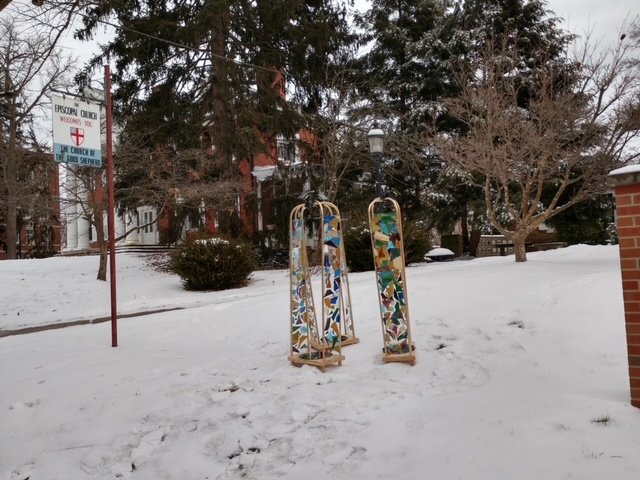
[0, 154, 62, 260]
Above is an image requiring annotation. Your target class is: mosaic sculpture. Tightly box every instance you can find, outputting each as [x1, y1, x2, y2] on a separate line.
[368, 197, 416, 365]
[288, 200, 357, 370]
[317, 201, 358, 347]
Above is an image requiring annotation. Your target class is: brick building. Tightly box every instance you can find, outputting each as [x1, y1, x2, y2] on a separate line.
[1, 155, 62, 260]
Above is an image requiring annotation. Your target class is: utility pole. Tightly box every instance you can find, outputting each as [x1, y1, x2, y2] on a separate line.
[6, 94, 17, 259]
[2, 63, 18, 259]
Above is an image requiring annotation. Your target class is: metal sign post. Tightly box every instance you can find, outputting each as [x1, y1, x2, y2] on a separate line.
[104, 64, 118, 348]
[51, 69, 119, 347]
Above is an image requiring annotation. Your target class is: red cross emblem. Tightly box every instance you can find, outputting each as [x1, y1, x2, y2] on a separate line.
[70, 127, 85, 146]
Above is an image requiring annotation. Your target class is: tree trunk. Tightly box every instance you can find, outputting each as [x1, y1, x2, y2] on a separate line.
[97, 243, 108, 281]
[469, 229, 481, 257]
[460, 209, 470, 254]
[513, 237, 528, 262]
[209, 7, 233, 173]
[95, 210, 107, 281]
[5, 97, 18, 259]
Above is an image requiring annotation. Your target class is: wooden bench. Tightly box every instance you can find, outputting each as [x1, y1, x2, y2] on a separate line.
[496, 243, 534, 256]
[531, 242, 568, 251]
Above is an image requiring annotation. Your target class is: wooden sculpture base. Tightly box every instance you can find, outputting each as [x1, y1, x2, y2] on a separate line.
[382, 344, 416, 365]
[383, 352, 416, 366]
[341, 335, 360, 347]
[288, 351, 345, 371]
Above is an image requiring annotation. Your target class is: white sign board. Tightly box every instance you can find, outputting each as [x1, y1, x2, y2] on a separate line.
[52, 95, 102, 168]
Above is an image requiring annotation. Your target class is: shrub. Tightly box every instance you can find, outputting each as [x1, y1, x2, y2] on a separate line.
[403, 219, 433, 264]
[343, 220, 373, 272]
[343, 217, 433, 272]
[171, 236, 256, 291]
[546, 195, 614, 245]
[255, 245, 289, 270]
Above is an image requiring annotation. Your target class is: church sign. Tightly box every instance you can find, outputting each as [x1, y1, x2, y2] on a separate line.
[52, 95, 102, 168]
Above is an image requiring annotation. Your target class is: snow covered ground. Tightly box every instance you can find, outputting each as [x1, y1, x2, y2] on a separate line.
[1, 245, 640, 479]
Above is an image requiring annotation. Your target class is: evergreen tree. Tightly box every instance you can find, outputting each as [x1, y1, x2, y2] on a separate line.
[546, 196, 615, 246]
[355, 1, 454, 220]
[356, 0, 453, 125]
[356, 0, 579, 247]
[431, 11, 640, 261]
[450, 0, 575, 110]
[432, 0, 574, 249]
[76, 0, 355, 232]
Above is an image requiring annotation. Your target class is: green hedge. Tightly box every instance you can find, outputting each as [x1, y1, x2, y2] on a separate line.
[343, 218, 432, 272]
[343, 220, 374, 272]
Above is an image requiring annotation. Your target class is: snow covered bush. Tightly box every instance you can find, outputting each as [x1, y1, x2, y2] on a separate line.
[170, 236, 256, 291]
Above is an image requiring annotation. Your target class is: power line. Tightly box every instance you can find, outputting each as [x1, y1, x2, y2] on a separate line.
[50, 0, 278, 74]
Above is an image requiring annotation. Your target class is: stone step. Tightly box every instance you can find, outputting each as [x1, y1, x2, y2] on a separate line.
[114, 244, 176, 254]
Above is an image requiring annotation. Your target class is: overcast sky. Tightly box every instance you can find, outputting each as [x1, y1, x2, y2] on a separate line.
[548, 0, 638, 42]
[4, 1, 638, 59]
[350, 0, 638, 43]
[1, 0, 637, 78]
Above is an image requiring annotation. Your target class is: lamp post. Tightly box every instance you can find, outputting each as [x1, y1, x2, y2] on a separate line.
[367, 124, 385, 198]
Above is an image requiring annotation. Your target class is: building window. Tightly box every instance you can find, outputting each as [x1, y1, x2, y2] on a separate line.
[142, 211, 154, 233]
[277, 134, 300, 165]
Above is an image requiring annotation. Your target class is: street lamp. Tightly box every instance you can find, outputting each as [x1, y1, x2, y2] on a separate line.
[367, 123, 385, 198]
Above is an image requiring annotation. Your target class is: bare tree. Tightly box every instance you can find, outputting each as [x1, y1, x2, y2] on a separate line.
[10, 0, 85, 33]
[0, 17, 74, 259]
[430, 29, 640, 262]
[296, 66, 430, 220]
[298, 69, 373, 201]
[56, 127, 243, 280]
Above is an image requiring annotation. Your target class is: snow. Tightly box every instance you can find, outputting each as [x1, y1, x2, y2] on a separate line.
[609, 164, 640, 176]
[1, 245, 640, 479]
[426, 247, 455, 256]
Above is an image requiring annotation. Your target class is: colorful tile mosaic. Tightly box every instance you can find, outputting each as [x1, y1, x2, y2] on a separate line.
[340, 257, 355, 340]
[320, 208, 343, 348]
[289, 201, 357, 368]
[368, 198, 414, 356]
[289, 205, 319, 355]
[318, 202, 356, 343]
